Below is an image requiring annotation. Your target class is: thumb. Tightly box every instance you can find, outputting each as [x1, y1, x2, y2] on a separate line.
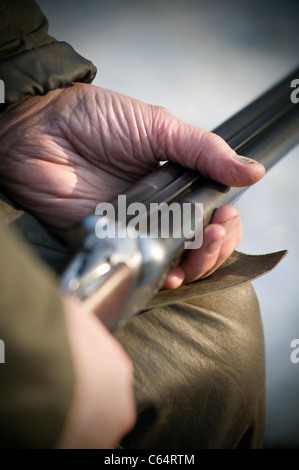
[150, 107, 265, 187]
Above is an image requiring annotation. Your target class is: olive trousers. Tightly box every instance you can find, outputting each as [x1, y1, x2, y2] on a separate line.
[0, 190, 285, 448]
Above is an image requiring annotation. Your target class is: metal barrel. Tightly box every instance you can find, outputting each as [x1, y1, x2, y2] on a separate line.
[213, 66, 299, 140]
[178, 102, 299, 228]
[116, 67, 299, 210]
[61, 68, 299, 331]
[148, 100, 299, 279]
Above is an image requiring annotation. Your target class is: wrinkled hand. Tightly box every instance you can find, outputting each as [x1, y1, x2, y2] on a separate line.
[0, 83, 265, 286]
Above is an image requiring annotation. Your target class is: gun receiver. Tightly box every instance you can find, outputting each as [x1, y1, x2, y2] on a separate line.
[60, 67, 299, 331]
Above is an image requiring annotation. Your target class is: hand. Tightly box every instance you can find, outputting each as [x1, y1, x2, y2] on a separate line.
[0, 83, 265, 285]
[56, 296, 136, 449]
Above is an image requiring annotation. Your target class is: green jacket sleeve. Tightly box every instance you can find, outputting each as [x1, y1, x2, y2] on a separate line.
[0, 0, 97, 111]
[0, 0, 95, 448]
[0, 223, 75, 449]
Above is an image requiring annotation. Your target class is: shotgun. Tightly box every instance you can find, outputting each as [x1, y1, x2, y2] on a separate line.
[60, 67, 299, 331]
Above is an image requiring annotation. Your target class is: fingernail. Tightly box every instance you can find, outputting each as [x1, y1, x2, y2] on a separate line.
[233, 154, 260, 165]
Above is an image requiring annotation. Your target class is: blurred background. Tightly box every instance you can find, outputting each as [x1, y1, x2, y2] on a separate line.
[38, 0, 299, 448]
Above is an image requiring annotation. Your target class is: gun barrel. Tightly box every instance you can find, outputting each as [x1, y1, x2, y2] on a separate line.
[182, 103, 299, 227]
[214, 67, 299, 141]
[61, 67, 299, 331]
[117, 67, 299, 211]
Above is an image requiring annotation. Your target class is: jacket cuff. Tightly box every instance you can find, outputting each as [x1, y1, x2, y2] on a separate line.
[0, 41, 97, 111]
